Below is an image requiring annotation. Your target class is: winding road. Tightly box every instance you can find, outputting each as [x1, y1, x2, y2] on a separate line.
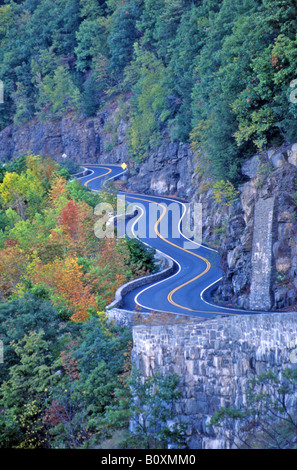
[78, 164, 267, 320]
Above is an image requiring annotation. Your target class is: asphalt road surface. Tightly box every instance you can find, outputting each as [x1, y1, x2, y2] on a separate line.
[79, 164, 270, 319]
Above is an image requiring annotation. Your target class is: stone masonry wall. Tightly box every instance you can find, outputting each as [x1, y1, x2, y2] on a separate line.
[3, 109, 297, 312]
[218, 148, 297, 311]
[249, 197, 275, 310]
[131, 311, 297, 449]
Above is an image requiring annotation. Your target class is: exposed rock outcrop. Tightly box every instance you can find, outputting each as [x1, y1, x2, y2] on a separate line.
[132, 311, 297, 449]
[126, 139, 195, 199]
[0, 107, 128, 165]
[218, 145, 297, 311]
[1, 108, 297, 311]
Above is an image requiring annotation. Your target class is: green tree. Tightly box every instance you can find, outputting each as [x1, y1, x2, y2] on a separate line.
[107, 1, 141, 80]
[42, 315, 132, 448]
[81, 71, 102, 116]
[38, 65, 80, 118]
[75, 19, 105, 73]
[125, 237, 156, 275]
[79, 0, 107, 20]
[0, 294, 78, 382]
[166, 4, 205, 142]
[127, 46, 169, 161]
[105, 369, 187, 449]
[153, 0, 186, 65]
[0, 330, 60, 448]
[12, 82, 34, 125]
[211, 369, 297, 449]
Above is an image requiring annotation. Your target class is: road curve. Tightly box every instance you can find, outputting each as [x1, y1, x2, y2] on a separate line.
[79, 164, 270, 319]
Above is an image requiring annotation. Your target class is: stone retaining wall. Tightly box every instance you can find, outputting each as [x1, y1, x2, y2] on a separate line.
[131, 311, 297, 448]
[71, 167, 92, 179]
[249, 197, 275, 310]
[107, 250, 174, 314]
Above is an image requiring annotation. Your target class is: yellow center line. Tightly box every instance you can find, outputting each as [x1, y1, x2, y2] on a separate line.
[125, 195, 237, 316]
[84, 168, 238, 316]
[83, 167, 112, 192]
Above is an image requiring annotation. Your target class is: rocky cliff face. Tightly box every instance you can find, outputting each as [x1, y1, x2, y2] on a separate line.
[132, 311, 297, 449]
[0, 104, 128, 166]
[218, 146, 297, 312]
[0, 103, 197, 201]
[126, 140, 195, 199]
[1, 108, 297, 312]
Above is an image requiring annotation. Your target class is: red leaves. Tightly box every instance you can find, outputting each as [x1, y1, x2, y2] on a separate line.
[43, 400, 69, 427]
[61, 342, 80, 380]
[271, 54, 279, 68]
[60, 200, 79, 240]
[5, 238, 19, 247]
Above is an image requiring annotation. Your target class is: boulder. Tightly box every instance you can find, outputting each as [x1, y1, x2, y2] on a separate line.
[241, 155, 260, 179]
[288, 143, 297, 167]
[240, 181, 256, 224]
[269, 151, 285, 169]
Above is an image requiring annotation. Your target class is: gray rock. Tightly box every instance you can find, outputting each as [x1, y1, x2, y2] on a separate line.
[131, 312, 297, 449]
[241, 155, 260, 179]
[288, 143, 297, 167]
[269, 151, 285, 169]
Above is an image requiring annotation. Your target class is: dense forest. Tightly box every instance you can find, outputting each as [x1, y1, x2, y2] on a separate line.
[1, 0, 297, 450]
[0, 154, 187, 448]
[1, 0, 297, 182]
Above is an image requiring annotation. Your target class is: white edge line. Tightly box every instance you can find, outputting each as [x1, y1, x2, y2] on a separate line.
[103, 169, 128, 188]
[121, 191, 218, 254]
[123, 194, 223, 312]
[82, 165, 243, 315]
[129, 204, 182, 313]
[79, 163, 127, 186]
[73, 168, 95, 180]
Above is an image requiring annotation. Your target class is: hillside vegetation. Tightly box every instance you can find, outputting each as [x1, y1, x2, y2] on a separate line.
[1, 0, 297, 182]
[0, 155, 170, 448]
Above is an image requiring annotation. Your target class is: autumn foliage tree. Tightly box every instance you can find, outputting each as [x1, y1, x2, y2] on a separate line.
[0, 244, 28, 299]
[30, 256, 97, 322]
[0, 154, 159, 449]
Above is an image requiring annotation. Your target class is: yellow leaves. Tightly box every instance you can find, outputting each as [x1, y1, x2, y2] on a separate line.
[0, 244, 29, 298]
[0, 172, 24, 205]
[212, 180, 240, 207]
[0, 155, 135, 320]
[30, 256, 97, 322]
[0, 168, 45, 219]
[48, 175, 68, 212]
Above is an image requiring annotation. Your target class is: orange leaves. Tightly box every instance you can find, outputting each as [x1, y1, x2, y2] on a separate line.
[60, 200, 80, 240]
[26, 155, 57, 185]
[31, 257, 97, 322]
[271, 54, 279, 68]
[58, 198, 97, 257]
[48, 175, 68, 211]
[0, 156, 143, 322]
[0, 245, 28, 299]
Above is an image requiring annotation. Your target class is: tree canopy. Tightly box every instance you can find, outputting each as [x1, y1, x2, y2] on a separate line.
[0, 154, 161, 448]
[1, 0, 297, 181]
